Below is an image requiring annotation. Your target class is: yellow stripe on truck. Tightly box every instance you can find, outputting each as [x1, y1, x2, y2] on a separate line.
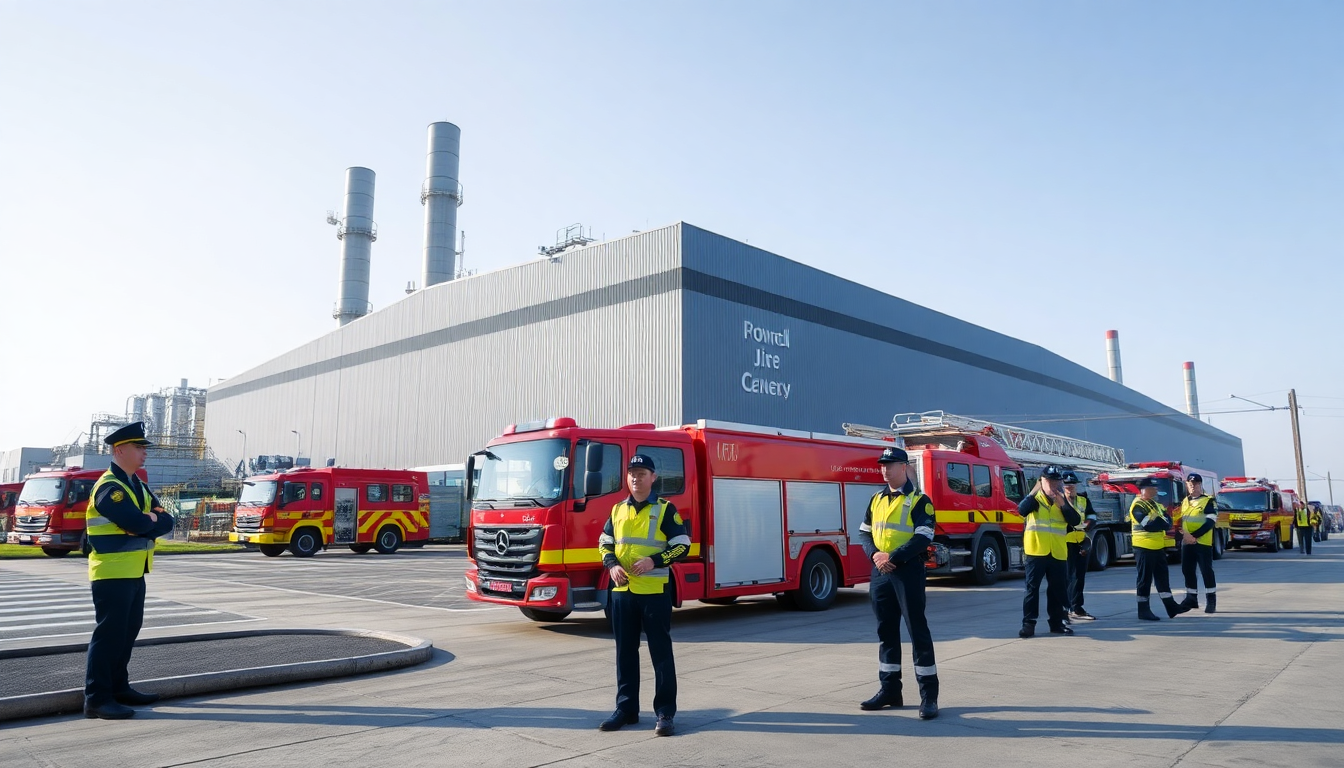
[538, 543, 702, 566]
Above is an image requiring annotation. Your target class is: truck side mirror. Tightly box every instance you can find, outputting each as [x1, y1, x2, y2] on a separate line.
[585, 442, 604, 473]
[584, 471, 603, 498]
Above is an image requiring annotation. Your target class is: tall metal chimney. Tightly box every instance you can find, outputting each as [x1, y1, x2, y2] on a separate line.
[333, 167, 377, 326]
[421, 121, 463, 287]
[1105, 330, 1123, 384]
[1183, 361, 1200, 419]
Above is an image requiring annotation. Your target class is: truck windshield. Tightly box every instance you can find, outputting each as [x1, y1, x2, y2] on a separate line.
[238, 481, 278, 507]
[18, 478, 64, 506]
[1217, 491, 1269, 512]
[473, 439, 568, 504]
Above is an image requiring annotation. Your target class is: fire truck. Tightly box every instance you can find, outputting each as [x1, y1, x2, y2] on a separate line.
[463, 418, 894, 621]
[229, 467, 430, 557]
[0, 482, 21, 535]
[1096, 462, 1226, 562]
[6, 466, 146, 556]
[844, 411, 1128, 583]
[1218, 477, 1296, 552]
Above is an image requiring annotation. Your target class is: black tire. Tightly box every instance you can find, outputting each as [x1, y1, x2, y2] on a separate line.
[700, 596, 738, 606]
[289, 527, 322, 558]
[790, 549, 838, 611]
[373, 526, 402, 555]
[971, 537, 1002, 585]
[1282, 527, 1293, 551]
[519, 607, 571, 622]
[259, 544, 286, 557]
[349, 543, 373, 554]
[1089, 533, 1111, 572]
[1268, 533, 1280, 553]
[1211, 530, 1225, 561]
[41, 547, 70, 558]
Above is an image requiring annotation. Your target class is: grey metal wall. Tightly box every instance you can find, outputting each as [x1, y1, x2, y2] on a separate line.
[678, 224, 1245, 475]
[207, 225, 685, 470]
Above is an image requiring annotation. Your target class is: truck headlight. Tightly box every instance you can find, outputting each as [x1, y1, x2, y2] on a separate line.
[529, 586, 558, 601]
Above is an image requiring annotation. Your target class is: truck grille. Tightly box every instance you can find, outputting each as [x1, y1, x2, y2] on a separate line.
[473, 525, 542, 597]
[1230, 520, 1264, 531]
[235, 514, 263, 533]
[14, 515, 50, 534]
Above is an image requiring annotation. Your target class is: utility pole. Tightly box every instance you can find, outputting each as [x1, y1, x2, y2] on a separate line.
[1289, 389, 1308, 502]
[1329, 472, 1335, 506]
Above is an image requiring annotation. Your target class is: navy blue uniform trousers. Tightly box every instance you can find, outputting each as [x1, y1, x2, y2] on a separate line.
[85, 577, 147, 707]
[610, 589, 676, 718]
[870, 558, 935, 687]
[1023, 554, 1068, 626]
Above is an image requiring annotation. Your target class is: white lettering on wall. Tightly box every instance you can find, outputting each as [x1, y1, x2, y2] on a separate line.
[739, 320, 793, 400]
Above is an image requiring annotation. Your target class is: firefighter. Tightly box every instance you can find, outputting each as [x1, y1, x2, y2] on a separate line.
[1296, 503, 1318, 555]
[596, 454, 691, 737]
[1061, 472, 1097, 621]
[1017, 466, 1081, 637]
[83, 422, 175, 719]
[1177, 474, 1218, 613]
[1130, 478, 1190, 621]
[857, 446, 940, 719]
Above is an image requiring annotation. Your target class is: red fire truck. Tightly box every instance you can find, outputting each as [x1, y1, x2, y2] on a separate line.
[6, 466, 146, 556]
[229, 467, 430, 557]
[1096, 462, 1226, 562]
[1218, 477, 1296, 552]
[845, 411, 1129, 583]
[464, 418, 894, 621]
[1, 482, 21, 535]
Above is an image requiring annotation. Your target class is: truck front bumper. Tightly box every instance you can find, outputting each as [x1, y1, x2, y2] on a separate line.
[231, 532, 288, 545]
[464, 568, 579, 611]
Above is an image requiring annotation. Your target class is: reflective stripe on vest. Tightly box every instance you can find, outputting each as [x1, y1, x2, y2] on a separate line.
[612, 498, 671, 594]
[86, 472, 155, 580]
[871, 492, 919, 552]
[1065, 496, 1090, 543]
[1024, 492, 1069, 559]
[1130, 498, 1168, 550]
[1180, 496, 1215, 546]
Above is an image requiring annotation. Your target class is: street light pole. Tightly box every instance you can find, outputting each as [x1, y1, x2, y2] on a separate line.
[1289, 389, 1308, 502]
[291, 430, 301, 461]
[237, 429, 247, 477]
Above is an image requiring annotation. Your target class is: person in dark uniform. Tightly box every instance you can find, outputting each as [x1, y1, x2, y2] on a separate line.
[857, 446, 940, 719]
[596, 454, 691, 737]
[1017, 466, 1081, 637]
[1297, 503, 1319, 555]
[1177, 474, 1219, 613]
[1130, 477, 1189, 621]
[1062, 472, 1098, 621]
[84, 422, 175, 719]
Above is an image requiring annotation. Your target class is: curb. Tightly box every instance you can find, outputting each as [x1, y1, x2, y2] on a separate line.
[0, 628, 434, 722]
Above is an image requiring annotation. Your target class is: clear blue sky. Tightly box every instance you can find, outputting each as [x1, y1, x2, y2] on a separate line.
[2, 1, 1341, 498]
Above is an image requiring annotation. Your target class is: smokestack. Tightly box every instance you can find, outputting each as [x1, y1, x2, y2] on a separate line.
[421, 121, 463, 287]
[333, 167, 377, 326]
[1183, 361, 1200, 419]
[1105, 330, 1123, 384]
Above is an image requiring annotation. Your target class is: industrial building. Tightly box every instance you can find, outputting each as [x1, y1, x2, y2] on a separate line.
[207, 174, 1243, 473]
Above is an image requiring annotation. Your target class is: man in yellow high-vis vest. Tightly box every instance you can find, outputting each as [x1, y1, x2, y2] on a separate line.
[1296, 502, 1319, 555]
[1177, 474, 1218, 613]
[1131, 478, 1190, 621]
[1017, 466, 1081, 638]
[84, 421, 175, 719]
[857, 446, 940, 719]
[597, 454, 690, 736]
[1062, 472, 1098, 621]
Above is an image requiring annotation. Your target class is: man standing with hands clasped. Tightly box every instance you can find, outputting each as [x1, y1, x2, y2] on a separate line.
[857, 446, 940, 720]
[597, 454, 691, 736]
[1016, 466, 1081, 638]
[1177, 474, 1218, 613]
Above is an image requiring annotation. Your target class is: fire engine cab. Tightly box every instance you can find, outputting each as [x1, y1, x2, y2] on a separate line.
[1219, 477, 1296, 552]
[6, 467, 141, 557]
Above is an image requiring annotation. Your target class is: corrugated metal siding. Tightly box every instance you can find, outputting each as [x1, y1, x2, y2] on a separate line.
[206, 226, 684, 469]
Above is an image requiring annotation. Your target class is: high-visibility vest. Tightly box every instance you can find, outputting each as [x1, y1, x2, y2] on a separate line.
[1180, 496, 1216, 546]
[1130, 498, 1169, 551]
[85, 471, 155, 581]
[1296, 507, 1311, 526]
[610, 498, 672, 595]
[1024, 492, 1069, 560]
[1065, 495, 1092, 544]
[870, 491, 923, 552]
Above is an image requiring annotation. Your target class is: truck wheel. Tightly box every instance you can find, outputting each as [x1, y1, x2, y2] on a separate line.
[790, 550, 838, 611]
[971, 538, 1002, 585]
[289, 528, 322, 558]
[1282, 527, 1293, 551]
[373, 526, 402, 555]
[1089, 533, 1111, 572]
[259, 544, 286, 557]
[700, 597, 738, 606]
[349, 543, 373, 554]
[519, 607, 571, 622]
[1268, 534, 1280, 553]
[41, 547, 70, 558]
[1211, 530, 1225, 560]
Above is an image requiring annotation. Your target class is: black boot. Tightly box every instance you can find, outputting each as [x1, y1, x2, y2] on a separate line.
[860, 684, 903, 711]
[1205, 594, 1217, 614]
[916, 675, 939, 720]
[1179, 593, 1199, 611]
[1137, 601, 1161, 621]
[1163, 596, 1191, 618]
[1018, 622, 1035, 638]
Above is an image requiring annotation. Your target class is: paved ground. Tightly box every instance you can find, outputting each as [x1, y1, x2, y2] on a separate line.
[1, 541, 1341, 768]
